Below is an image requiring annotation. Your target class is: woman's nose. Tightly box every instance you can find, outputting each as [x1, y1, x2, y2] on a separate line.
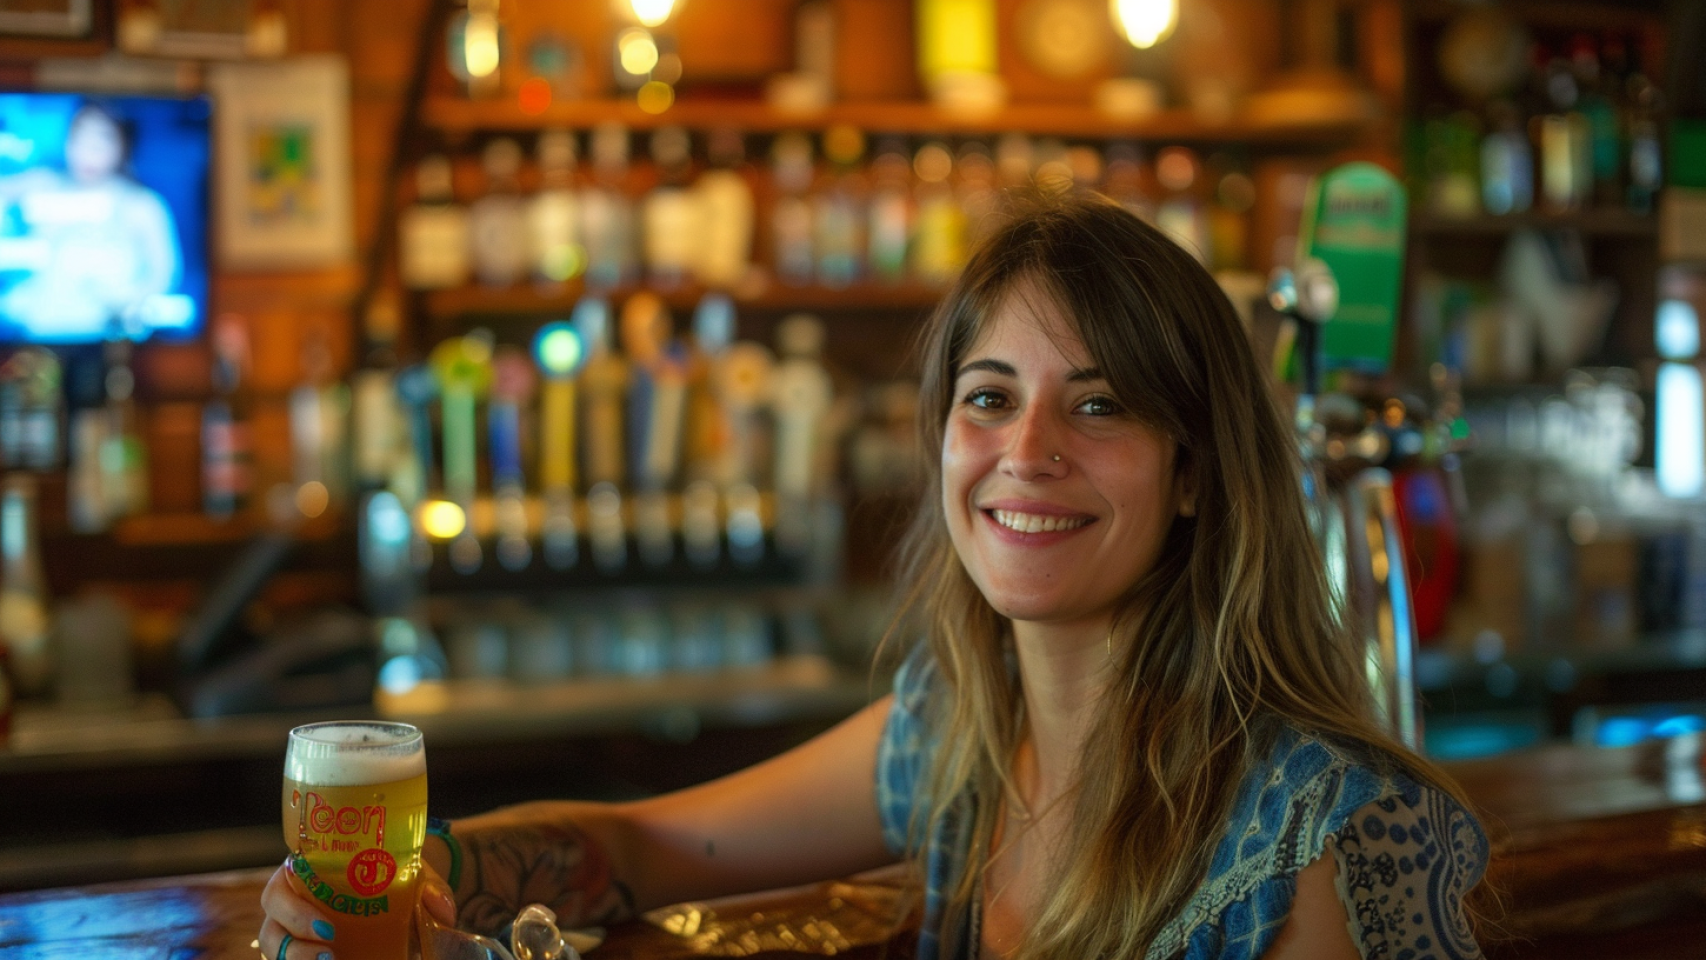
[1000, 406, 1067, 479]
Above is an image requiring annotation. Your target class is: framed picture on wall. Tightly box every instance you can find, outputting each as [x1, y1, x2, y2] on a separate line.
[208, 56, 353, 270]
[0, 0, 93, 38]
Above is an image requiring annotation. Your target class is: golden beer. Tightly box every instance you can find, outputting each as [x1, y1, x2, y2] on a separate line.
[284, 722, 427, 960]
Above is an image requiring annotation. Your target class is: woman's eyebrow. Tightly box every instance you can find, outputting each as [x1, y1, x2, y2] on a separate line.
[956, 358, 1016, 379]
[954, 359, 1105, 381]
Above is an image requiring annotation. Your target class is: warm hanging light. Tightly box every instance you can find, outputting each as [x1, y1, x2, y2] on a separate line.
[461, 11, 500, 78]
[1110, 0, 1177, 49]
[629, 0, 679, 28]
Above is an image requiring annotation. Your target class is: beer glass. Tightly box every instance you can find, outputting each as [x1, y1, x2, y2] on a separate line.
[284, 721, 428, 960]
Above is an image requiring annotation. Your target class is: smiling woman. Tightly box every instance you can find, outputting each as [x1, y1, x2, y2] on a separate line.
[887, 193, 1489, 960]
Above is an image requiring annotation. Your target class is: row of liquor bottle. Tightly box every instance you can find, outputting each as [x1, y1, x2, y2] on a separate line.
[1416, 31, 1665, 219]
[399, 125, 1259, 296]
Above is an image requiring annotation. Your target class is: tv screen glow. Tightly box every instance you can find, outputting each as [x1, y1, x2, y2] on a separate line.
[0, 92, 210, 344]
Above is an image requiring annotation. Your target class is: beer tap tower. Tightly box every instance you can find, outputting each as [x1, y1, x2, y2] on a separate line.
[1268, 162, 1427, 751]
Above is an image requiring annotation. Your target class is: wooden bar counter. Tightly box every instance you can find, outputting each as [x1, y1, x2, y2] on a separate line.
[2, 735, 1702, 960]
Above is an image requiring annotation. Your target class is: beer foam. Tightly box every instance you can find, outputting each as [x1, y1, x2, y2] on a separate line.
[285, 722, 425, 786]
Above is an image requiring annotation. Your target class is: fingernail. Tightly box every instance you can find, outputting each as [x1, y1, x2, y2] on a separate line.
[317, 953, 332, 960]
[312, 920, 335, 940]
[422, 881, 455, 919]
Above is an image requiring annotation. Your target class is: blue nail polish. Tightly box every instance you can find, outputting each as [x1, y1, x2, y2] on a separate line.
[312, 920, 335, 940]
[317, 952, 332, 960]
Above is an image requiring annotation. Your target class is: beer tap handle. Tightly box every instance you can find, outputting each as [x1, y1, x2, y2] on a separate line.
[431, 334, 494, 574]
[534, 320, 587, 570]
[490, 346, 537, 571]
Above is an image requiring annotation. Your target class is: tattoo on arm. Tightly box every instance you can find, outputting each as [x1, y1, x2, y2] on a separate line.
[455, 822, 636, 936]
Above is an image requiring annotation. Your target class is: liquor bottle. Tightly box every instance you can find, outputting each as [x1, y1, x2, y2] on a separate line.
[770, 314, 833, 558]
[429, 332, 494, 574]
[867, 137, 913, 284]
[351, 298, 402, 495]
[530, 128, 583, 288]
[0, 473, 50, 696]
[1481, 99, 1535, 215]
[533, 313, 589, 570]
[1101, 142, 1154, 223]
[1572, 36, 1622, 208]
[0, 349, 60, 472]
[202, 312, 252, 519]
[489, 345, 537, 571]
[582, 122, 639, 290]
[1624, 49, 1664, 215]
[622, 292, 687, 568]
[996, 132, 1036, 192]
[1155, 146, 1210, 263]
[772, 132, 816, 287]
[912, 141, 965, 286]
[468, 138, 531, 288]
[289, 332, 350, 513]
[641, 125, 700, 290]
[1538, 47, 1591, 212]
[399, 154, 470, 290]
[99, 337, 148, 519]
[1206, 152, 1256, 272]
[577, 297, 630, 571]
[916, 0, 1004, 111]
[694, 128, 757, 290]
[815, 125, 866, 289]
[65, 350, 107, 533]
[958, 141, 1001, 248]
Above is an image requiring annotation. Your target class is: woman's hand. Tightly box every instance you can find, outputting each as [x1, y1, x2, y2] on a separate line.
[257, 858, 458, 960]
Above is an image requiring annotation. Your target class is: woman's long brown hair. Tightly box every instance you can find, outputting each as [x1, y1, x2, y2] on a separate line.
[887, 193, 1480, 959]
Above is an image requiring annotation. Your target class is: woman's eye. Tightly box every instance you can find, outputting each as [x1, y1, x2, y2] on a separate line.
[962, 388, 1008, 411]
[1078, 395, 1122, 416]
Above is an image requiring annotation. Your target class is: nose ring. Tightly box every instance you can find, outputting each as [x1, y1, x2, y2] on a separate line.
[1052, 455, 1061, 462]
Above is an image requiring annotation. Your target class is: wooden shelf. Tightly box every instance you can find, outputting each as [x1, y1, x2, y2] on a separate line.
[421, 278, 948, 319]
[104, 509, 348, 547]
[1410, 209, 1659, 239]
[422, 96, 1375, 146]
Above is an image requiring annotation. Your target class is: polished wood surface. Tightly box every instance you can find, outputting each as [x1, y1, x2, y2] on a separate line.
[1, 737, 1701, 960]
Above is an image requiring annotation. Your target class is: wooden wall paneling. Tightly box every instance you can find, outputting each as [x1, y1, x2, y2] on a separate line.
[674, 0, 792, 83]
[832, 0, 917, 102]
[146, 401, 204, 515]
[283, 0, 345, 54]
[246, 308, 303, 394]
[248, 396, 295, 500]
[996, 0, 1117, 104]
[1169, 0, 1281, 121]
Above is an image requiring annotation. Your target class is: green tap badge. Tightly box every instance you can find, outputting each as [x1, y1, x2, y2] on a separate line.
[1298, 162, 1408, 376]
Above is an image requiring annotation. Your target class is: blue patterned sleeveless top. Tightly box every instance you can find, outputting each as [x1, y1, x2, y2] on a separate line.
[874, 653, 1488, 960]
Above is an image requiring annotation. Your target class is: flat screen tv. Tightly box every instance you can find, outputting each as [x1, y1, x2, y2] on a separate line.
[0, 92, 210, 344]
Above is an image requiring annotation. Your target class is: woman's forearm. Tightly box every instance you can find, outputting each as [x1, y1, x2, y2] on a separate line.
[428, 802, 638, 936]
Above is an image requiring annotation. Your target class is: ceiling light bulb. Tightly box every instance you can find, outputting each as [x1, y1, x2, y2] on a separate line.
[629, 0, 678, 28]
[1110, 0, 1177, 49]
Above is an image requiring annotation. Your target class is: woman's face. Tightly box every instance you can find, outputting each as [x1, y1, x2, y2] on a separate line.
[942, 283, 1190, 630]
[66, 110, 124, 182]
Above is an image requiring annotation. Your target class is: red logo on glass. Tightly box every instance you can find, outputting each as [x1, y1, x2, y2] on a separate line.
[347, 849, 397, 897]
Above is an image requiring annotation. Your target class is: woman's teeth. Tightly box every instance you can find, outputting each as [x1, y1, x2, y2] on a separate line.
[991, 510, 1091, 534]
